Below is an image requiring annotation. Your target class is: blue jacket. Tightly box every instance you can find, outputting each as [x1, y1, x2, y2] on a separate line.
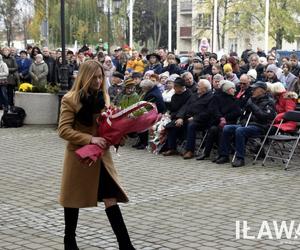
[144, 63, 163, 75]
[17, 58, 32, 77]
[143, 85, 166, 113]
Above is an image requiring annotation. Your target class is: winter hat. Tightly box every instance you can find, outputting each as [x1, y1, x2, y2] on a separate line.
[251, 81, 267, 90]
[199, 37, 210, 50]
[112, 71, 124, 80]
[166, 74, 180, 83]
[220, 80, 235, 93]
[209, 53, 218, 61]
[247, 69, 257, 81]
[266, 82, 286, 94]
[173, 77, 186, 87]
[266, 64, 278, 74]
[259, 57, 267, 65]
[159, 71, 170, 79]
[132, 72, 143, 79]
[144, 70, 154, 76]
[124, 78, 136, 87]
[223, 63, 233, 74]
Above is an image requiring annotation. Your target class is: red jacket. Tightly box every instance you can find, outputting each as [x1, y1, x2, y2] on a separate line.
[273, 91, 298, 132]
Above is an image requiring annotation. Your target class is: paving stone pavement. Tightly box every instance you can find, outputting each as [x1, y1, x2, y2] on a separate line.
[0, 124, 300, 250]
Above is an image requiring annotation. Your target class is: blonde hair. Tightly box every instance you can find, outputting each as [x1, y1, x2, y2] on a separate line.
[70, 60, 110, 105]
[267, 82, 286, 94]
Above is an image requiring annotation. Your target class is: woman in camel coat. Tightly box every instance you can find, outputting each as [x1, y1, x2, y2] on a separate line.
[58, 60, 135, 250]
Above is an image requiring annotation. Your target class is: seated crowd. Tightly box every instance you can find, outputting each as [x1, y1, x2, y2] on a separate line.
[105, 48, 300, 168]
[1, 45, 299, 167]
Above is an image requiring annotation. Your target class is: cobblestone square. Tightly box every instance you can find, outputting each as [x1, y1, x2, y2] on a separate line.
[1, 124, 300, 249]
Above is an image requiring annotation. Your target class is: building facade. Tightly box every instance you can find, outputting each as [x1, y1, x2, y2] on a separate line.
[176, 0, 300, 56]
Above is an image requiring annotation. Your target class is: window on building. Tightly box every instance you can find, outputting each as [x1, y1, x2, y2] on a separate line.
[198, 13, 212, 28]
[229, 38, 238, 53]
[233, 13, 240, 25]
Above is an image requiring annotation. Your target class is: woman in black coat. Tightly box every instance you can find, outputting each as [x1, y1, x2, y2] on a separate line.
[133, 79, 166, 149]
[197, 80, 242, 160]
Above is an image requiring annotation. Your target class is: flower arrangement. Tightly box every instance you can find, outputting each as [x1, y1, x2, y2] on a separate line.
[18, 83, 60, 94]
[18, 83, 33, 92]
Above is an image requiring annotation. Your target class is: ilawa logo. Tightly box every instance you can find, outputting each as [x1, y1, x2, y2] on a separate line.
[236, 221, 300, 240]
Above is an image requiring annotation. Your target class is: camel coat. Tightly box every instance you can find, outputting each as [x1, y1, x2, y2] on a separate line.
[58, 92, 129, 208]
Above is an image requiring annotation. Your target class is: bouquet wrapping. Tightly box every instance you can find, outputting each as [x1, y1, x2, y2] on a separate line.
[75, 101, 160, 162]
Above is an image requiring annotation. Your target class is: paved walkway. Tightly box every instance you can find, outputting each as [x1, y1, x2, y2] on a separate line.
[0, 125, 300, 249]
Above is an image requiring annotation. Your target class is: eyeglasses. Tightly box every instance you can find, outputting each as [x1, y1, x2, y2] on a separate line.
[239, 82, 248, 85]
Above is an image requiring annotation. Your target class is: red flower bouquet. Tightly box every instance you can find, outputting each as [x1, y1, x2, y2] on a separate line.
[75, 101, 161, 162]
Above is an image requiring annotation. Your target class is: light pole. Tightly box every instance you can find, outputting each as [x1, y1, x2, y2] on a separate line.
[97, 0, 122, 54]
[212, 0, 218, 53]
[58, 0, 69, 102]
[168, 0, 172, 52]
[265, 0, 269, 54]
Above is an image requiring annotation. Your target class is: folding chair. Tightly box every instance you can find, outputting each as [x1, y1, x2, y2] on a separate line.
[260, 111, 300, 170]
[232, 112, 252, 163]
[195, 130, 208, 155]
[252, 117, 276, 165]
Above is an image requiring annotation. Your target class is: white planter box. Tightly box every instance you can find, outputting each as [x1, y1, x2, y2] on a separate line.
[15, 91, 59, 125]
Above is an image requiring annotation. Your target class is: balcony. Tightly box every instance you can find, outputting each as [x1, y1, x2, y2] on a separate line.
[180, 0, 192, 14]
[180, 26, 192, 38]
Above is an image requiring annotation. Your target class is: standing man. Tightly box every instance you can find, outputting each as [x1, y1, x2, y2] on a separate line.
[43, 47, 56, 84]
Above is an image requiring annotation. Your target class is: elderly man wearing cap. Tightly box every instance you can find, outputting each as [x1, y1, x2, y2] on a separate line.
[108, 72, 124, 105]
[119, 78, 140, 109]
[215, 81, 276, 167]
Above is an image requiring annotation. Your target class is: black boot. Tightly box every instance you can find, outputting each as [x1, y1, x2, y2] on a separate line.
[64, 208, 79, 250]
[105, 205, 135, 250]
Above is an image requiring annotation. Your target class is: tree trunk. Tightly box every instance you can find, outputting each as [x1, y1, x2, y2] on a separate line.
[217, 5, 220, 50]
[275, 28, 284, 49]
[221, 0, 228, 49]
[153, 15, 157, 48]
[156, 19, 162, 48]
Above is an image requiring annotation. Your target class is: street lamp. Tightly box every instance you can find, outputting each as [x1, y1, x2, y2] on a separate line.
[57, 0, 69, 123]
[97, 0, 122, 54]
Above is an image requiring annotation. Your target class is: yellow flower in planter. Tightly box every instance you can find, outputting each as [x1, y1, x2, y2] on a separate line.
[19, 83, 33, 92]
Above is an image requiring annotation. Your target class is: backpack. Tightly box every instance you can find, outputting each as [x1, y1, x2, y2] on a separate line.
[0, 106, 26, 128]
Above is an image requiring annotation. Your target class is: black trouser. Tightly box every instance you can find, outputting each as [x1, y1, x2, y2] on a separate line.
[7, 85, 14, 106]
[204, 126, 222, 156]
[137, 130, 148, 146]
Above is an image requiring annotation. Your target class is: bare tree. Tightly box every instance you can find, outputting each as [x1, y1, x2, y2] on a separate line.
[0, 0, 19, 47]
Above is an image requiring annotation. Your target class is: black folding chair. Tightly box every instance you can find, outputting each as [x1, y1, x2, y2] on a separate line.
[259, 111, 300, 170]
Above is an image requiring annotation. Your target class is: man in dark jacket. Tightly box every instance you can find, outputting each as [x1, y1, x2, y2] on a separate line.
[235, 74, 252, 110]
[239, 54, 264, 81]
[197, 80, 241, 160]
[290, 53, 300, 77]
[181, 71, 198, 93]
[163, 79, 213, 159]
[42, 47, 56, 84]
[2, 47, 18, 106]
[216, 81, 276, 167]
[168, 77, 192, 120]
